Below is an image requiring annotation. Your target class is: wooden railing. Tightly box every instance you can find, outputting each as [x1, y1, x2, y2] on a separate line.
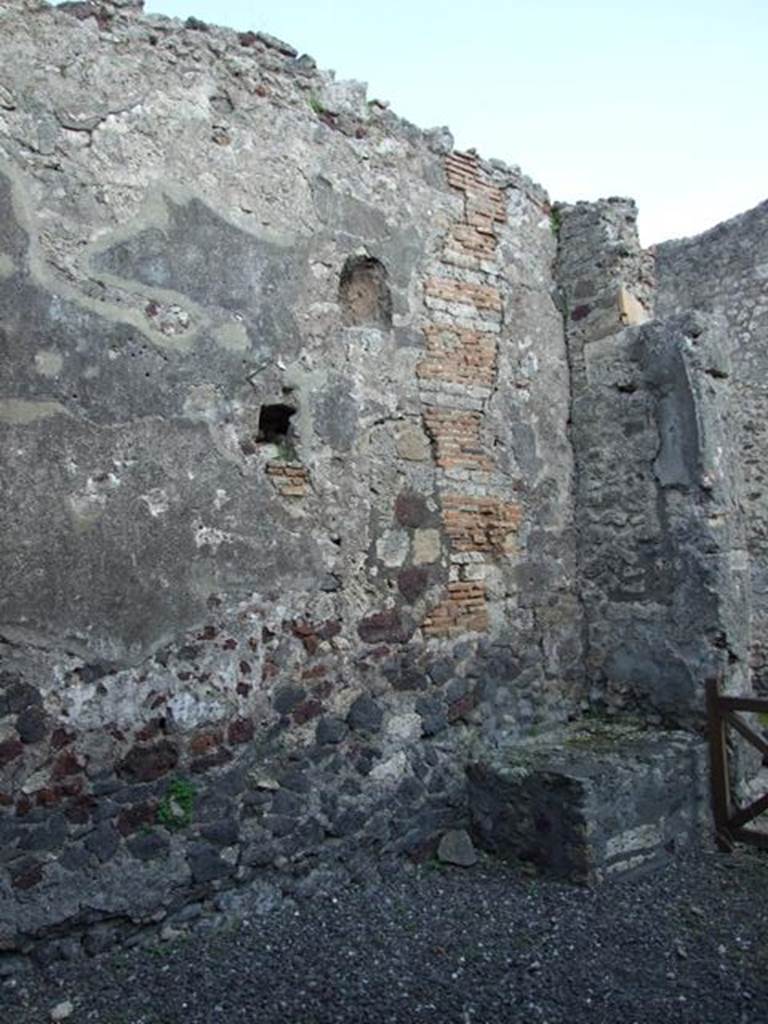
[706, 677, 768, 851]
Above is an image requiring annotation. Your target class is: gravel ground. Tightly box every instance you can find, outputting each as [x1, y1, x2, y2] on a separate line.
[3, 847, 768, 1024]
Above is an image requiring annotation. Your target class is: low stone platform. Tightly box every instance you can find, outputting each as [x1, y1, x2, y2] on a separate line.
[467, 722, 710, 883]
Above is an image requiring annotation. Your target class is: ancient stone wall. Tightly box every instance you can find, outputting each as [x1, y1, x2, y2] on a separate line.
[558, 200, 750, 724]
[1, 0, 765, 963]
[655, 202, 768, 691]
[0, 0, 581, 955]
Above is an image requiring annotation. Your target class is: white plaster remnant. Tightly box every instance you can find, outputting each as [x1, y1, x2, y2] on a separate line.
[22, 768, 52, 795]
[70, 473, 121, 519]
[370, 750, 408, 784]
[310, 260, 333, 281]
[49, 1000, 74, 1021]
[89, 473, 120, 496]
[0, 251, 14, 278]
[141, 488, 169, 517]
[451, 562, 487, 583]
[250, 775, 280, 790]
[730, 549, 749, 572]
[605, 850, 656, 876]
[167, 692, 228, 730]
[385, 712, 421, 744]
[605, 822, 662, 860]
[194, 524, 233, 552]
[518, 351, 539, 379]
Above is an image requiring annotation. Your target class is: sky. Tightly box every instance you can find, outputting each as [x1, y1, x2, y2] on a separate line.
[139, 1, 766, 246]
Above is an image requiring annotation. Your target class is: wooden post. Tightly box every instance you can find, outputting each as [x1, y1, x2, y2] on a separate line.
[706, 677, 734, 851]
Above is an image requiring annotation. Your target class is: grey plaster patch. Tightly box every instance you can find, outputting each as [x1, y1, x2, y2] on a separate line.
[312, 177, 389, 242]
[0, 170, 30, 265]
[0, 165, 195, 353]
[33, 350, 64, 378]
[213, 321, 250, 353]
[0, 399, 68, 424]
[312, 376, 358, 452]
[311, 177, 424, 290]
[0, 412, 325, 656]
[91, 192, 306, 359]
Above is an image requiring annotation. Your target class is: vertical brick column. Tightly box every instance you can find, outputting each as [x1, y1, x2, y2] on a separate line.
[417, 152, 521, 637]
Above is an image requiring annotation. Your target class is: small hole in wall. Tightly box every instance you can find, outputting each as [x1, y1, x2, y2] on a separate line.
[257, 403, 296, 444]
[339, 255, 392, 328]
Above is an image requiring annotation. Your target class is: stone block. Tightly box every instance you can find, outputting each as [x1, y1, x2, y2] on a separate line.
[188, 842, 233, 883]
[357, 610, 414, 644]
[315, 716, 347, 745]
[395, 491, 432, 528]
[346, 694, 383, 733]
[15, 706, 48, 744]
[397, 566, 429, 603]
[415, 696, 447, 737]
[395, 422, 431, 461]
[376, 529, 409, 568]
[437, 828, 478, 867]
[468, 724, 709, 883]
[617, 285, 649, 327]
[413, 529, 441, 565]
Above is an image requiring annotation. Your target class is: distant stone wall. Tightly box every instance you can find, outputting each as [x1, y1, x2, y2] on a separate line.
[0, 0, 580, 956]
[558, 200, 750, 723]
[655, 202, 768, 690]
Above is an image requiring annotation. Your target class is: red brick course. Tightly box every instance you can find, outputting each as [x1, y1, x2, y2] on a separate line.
[422, 408, 493, 472]
[416, 153, 521, 638]
[424, 277, 502, 314]
[266, 462, 311, 497]
[416, 325, 497, 388]
[423, 581, 489, 637]
[441, 494, 522, 553]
